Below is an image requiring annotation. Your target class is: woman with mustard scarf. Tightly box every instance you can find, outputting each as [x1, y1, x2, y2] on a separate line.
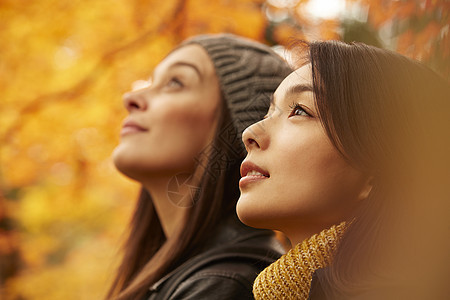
[237, 40, 450, 299]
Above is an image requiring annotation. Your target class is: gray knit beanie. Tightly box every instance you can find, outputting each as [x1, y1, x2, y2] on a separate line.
[181, 33, 292, 146]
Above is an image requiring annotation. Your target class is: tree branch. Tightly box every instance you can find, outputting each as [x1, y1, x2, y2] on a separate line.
[0, 0, 187, 145]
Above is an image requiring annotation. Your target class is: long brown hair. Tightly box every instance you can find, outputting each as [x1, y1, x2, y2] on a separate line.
[106, 98, 244, 300]
[302, 41, 450, 298]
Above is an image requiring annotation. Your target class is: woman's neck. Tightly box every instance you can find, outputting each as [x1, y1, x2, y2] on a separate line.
[284, 220, 342, 246]
[142, 175, 192, 238]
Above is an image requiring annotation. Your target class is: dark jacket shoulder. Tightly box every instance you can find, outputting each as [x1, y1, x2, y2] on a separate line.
[167, 260, 259, 299]
[147, 215, 285, 300]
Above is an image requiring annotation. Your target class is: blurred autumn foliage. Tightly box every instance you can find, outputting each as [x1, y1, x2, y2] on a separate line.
[0, 0, 448, 299]
[266, 0, 449, 76]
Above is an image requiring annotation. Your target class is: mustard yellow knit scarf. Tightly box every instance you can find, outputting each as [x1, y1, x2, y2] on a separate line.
[253, 222, 346, 299]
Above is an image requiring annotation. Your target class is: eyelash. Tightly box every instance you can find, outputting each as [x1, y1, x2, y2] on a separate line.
[288, 102, 310, 117]
[167, 76, 184, 88]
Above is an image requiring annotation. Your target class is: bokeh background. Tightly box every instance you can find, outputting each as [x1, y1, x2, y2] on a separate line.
[0, 0, 448, 299]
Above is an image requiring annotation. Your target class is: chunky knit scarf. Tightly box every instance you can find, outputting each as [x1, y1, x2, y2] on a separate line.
[253, 222, 347, 299]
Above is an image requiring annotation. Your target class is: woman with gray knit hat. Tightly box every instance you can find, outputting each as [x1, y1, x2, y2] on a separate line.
[107, 34, 292, 300]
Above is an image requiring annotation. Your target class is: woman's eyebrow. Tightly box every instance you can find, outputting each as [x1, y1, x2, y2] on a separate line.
[271, 83, 313, 108]
[286, 83, 313, 96]
[169, 62, 202, 79]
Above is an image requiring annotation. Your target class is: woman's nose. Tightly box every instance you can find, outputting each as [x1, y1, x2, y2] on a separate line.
[122, 89, 148, 112]
[242, 119, 268, 151]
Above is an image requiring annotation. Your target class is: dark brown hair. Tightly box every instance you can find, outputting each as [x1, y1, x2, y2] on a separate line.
[106, 98, 244, 300]
[300, 41, 450, 298]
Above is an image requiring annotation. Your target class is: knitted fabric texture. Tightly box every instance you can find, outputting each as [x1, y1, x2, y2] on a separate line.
[181, 34, 292, 151]
[253, 222, 347, 300]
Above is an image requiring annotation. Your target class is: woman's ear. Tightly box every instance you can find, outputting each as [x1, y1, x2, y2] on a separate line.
[358, 176, 374, 201]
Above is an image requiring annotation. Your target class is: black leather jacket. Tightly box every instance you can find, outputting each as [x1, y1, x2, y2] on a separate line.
[146, 215, 285, 300]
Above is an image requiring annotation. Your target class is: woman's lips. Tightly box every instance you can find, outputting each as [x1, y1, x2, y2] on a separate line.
[120, 119, 148, 136]
[239, 160, 270, 188]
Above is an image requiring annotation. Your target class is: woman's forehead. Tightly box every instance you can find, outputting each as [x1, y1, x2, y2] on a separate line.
[273, 65, 313, 105]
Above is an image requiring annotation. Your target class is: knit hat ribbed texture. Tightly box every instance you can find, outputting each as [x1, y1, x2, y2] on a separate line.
[182, 34, 292, 147]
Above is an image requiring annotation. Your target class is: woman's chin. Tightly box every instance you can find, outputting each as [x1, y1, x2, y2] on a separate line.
[111, 151, 143, 182]
[112, 148, 128, 173]
[236, 196, 267, 229]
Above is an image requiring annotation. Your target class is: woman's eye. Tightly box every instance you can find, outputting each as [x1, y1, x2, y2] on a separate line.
[166, 77, 183, 89]
[289, 103, 310, 117]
